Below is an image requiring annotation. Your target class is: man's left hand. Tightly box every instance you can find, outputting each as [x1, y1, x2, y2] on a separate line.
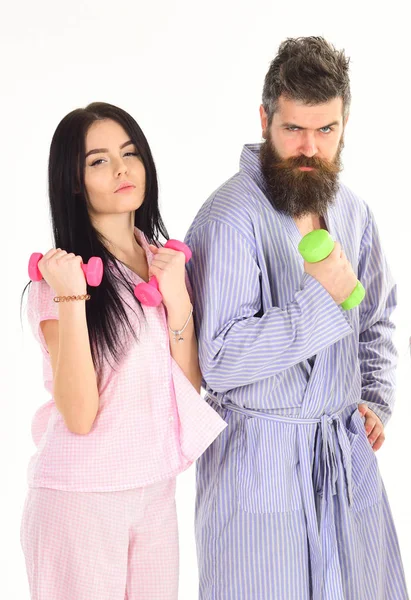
[358, 403, 385, 452]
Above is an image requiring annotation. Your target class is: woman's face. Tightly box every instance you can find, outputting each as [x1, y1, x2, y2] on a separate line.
[83, 119, 146, 217]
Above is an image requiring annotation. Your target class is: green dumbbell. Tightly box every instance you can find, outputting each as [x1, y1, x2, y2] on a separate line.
[298, 229, 365, 311]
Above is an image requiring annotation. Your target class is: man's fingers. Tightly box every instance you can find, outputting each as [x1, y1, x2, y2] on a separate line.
[359, 404, 377, 436]
[358, 403, 368, 417]
[368, 423, 383, 444]
[358, 404, 385, 449]
[372, 432, 385, 452]
[364, 416, 376, 437]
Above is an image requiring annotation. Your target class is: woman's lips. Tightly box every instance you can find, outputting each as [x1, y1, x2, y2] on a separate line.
[114, 181, 136, 193]
[115, 185, 135, 193]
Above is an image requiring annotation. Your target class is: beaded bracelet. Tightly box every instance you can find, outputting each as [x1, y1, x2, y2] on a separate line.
[53, 294, 91, 303]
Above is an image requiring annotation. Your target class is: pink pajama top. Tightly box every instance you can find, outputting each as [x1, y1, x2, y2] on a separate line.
[26, 229, 226, 492]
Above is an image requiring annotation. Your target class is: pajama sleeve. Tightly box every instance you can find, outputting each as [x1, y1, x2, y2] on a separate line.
[185, 219, 353, 393]
[357, 206, 397, 426]
[27, 280, 59, 356]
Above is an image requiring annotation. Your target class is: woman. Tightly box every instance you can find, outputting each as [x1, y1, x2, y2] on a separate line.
[20, 102, 226, 600]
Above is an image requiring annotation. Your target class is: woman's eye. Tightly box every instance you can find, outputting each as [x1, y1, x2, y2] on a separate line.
[89, 151, 139, 166]
[90, 158, 105, 166]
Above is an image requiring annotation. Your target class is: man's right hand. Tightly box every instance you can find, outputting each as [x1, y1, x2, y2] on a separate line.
[304, 242, 358, 306]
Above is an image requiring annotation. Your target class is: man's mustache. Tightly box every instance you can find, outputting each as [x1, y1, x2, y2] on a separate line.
[270, 154, 341, 175]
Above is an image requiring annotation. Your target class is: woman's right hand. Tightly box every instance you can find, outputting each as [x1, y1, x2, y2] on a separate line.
[37, 249, 87, 296]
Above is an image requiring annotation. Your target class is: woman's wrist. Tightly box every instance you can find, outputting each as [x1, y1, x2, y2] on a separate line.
[54, 286, 87, 298]
[165, 293, 192, 330]
[57, 299, 88, 318]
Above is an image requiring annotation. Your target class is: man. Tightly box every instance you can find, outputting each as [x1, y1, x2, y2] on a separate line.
[185, 37, 408, 599]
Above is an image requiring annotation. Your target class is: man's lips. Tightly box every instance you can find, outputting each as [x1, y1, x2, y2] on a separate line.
[298, 166, 314, 171]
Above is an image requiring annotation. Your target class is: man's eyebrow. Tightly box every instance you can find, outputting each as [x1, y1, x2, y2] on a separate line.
[85, 140, 134, 158]
[281, 121, 340, 129]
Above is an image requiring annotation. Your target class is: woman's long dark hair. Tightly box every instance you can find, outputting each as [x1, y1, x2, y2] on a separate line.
[24, 102, 168, 371]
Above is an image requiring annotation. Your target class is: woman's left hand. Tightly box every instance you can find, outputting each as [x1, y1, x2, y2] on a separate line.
[148, 245, 190, 310]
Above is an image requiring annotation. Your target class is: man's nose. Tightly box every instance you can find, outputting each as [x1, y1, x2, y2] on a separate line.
[298, 131, 317, 157]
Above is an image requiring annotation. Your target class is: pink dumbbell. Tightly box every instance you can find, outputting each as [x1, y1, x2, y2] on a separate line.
[134, 239, 192, 306]
[28, 252, 104, 287]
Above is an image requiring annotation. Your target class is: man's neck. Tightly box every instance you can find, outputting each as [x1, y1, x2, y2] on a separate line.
[293, 214, 327, 238]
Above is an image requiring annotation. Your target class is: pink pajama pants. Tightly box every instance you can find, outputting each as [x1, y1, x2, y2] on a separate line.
[20, 478, 178, 600]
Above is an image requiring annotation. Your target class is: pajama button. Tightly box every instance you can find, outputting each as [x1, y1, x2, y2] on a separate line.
[169, 415, 174, 422]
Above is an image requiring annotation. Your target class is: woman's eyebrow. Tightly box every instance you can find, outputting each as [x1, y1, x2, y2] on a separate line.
[85, 140, 133, 158]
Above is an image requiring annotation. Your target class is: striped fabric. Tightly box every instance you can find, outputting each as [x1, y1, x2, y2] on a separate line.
[185, 144, 409, 599]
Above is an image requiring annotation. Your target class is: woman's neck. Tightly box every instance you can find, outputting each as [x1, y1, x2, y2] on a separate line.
[92, 212, 141, 257]
[91, 212, 149, 279]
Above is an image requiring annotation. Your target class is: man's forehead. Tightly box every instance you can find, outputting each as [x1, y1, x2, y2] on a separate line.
[274, 96, 344, 127]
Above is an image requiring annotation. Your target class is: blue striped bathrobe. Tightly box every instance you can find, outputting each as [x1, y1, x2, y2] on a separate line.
[185, 144, 409, 599]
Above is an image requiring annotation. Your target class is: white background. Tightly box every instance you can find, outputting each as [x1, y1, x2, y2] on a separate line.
[1, 1, 410, 597]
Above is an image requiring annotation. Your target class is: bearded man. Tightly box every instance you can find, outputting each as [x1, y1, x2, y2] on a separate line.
[185, 37, 408, 600]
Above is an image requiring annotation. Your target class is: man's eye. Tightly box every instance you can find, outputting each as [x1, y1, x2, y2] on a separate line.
[320, 126, 332, 133]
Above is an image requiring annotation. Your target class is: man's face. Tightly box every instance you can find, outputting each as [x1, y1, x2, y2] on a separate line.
[259, 96, 348, 217]
[262, 95, 345, 164]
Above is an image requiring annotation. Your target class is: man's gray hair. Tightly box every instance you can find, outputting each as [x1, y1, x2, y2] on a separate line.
[262, 37, 351, 124]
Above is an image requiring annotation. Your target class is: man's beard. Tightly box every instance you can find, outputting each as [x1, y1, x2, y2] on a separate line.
[260, 132, 344, 218]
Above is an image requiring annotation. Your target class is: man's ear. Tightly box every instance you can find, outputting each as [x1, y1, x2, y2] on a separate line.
[260, 105, 268, 139]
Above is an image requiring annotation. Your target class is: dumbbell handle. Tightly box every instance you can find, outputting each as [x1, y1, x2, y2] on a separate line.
[134, 239, 192, 306]
[28, 253, 103, 287]
[145, 275, 160, 292]
[298, 229, 365, 311]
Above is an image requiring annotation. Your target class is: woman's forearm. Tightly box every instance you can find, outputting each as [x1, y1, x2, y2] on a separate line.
[166, 297, 202, 392]
[44, 302, 99, 434]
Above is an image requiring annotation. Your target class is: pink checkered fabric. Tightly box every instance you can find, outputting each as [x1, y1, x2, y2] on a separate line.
[26, 229, 226, 492]
[21, 478, 179, 599]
